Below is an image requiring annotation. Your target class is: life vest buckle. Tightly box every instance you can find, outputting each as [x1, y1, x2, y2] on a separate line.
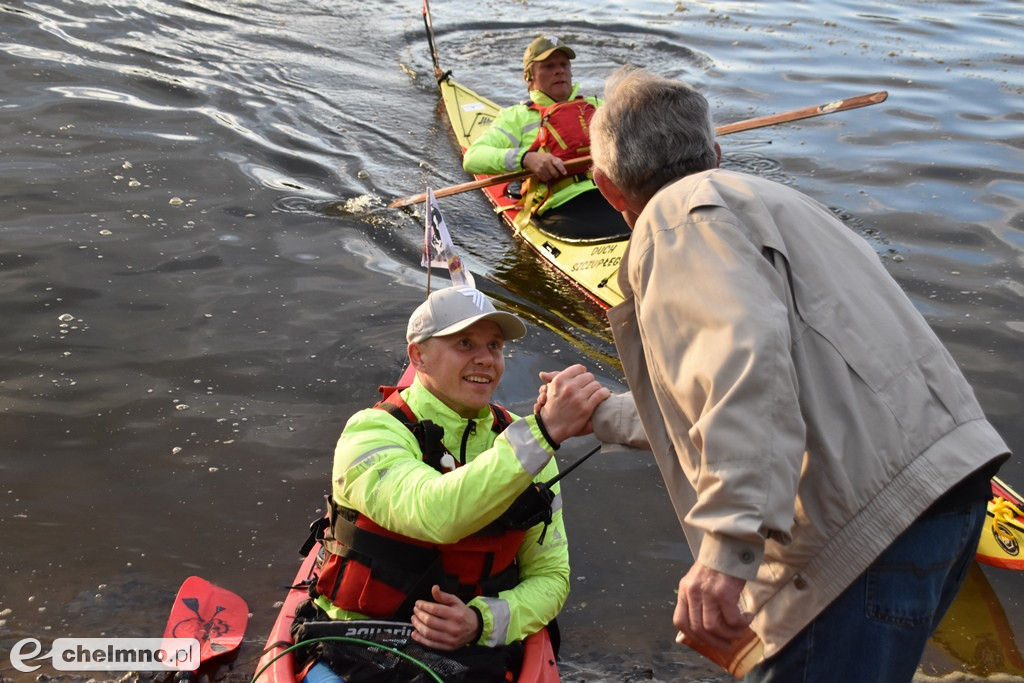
[299, 515, 330, 558]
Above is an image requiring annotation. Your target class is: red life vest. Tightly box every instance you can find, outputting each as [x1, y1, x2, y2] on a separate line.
[516, 97, 598, 217]
[528, 97, 597, 163]
[313, 390, 526, 620]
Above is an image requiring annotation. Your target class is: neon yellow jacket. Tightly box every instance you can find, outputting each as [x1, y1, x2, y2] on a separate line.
[314, 377, 570, 647]
[463, 83, 601, 215]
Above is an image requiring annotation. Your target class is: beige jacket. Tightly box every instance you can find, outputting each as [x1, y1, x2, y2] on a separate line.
[592, 169, 1008, 656]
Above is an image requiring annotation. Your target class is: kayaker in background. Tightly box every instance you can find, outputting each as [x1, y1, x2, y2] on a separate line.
[299, 285, 608, 683]
[572, 67, 1009, 681]
[462, 34, 629, 242]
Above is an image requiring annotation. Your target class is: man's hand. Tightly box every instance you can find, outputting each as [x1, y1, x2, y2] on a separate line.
[674, 562, 753, 652]
[523, 151, 567, 183]
[410, 585, 480, 651]
[534, 365, 610, 444]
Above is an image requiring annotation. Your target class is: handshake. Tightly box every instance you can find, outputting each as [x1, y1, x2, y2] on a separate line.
[531, 364, 611, 446]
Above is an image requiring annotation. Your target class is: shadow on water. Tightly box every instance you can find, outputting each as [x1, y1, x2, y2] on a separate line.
[925, 563, 1024, 679]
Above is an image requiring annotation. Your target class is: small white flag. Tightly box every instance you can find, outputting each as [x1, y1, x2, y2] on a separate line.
[423, 188, 474, 287]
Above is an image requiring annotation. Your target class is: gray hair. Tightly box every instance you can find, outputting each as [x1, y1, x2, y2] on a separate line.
[590, 67, 718, 201]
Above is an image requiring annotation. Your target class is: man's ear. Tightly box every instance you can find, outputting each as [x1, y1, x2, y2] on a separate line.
[594, 169, 629, 212]
[408, 341, 424, 369]
[715, 141, 722, 167]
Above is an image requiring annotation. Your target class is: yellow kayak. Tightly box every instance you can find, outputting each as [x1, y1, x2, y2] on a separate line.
[976, 476, 1024, 570]
[423, 3, 626, 310]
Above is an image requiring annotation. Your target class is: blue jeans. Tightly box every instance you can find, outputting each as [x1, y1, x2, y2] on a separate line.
[302, 661, 344, 683]
[746, 500, 987, 683]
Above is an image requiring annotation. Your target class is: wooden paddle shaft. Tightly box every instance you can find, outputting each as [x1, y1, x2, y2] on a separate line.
[715, 90, 887, 135]
[387, 90, 888, 209]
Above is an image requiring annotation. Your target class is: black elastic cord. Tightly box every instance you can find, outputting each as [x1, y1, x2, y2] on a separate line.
[468, 606, 484, 643]
[544, 444, 601, 487]
[533, 412, 559, 450]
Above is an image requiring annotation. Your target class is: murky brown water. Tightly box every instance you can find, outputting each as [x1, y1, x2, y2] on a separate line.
[2, 1, 1022, 681]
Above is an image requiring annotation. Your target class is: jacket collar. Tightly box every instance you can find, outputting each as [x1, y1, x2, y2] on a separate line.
[528, 82, 581, 107]
[404, 377, 491, 433]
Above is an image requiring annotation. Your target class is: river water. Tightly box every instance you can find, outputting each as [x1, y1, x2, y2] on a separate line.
[1, 1, 1022, 681]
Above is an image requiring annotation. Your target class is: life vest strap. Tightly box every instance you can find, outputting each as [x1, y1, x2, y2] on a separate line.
[547, 172, 591, 197]
[475, 560, 519, 596]
[325, 500, 447, 620]
[373, 388, 511, 474]
[329, 504, 440, 572]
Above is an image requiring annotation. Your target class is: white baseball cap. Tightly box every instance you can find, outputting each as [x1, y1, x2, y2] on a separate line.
[406, 286, 527, 344]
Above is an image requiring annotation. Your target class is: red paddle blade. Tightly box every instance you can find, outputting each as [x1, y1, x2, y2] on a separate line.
[163, 576, 248, 664]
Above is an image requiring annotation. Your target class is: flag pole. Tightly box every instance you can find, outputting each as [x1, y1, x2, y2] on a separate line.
[423, 185, 433, 296]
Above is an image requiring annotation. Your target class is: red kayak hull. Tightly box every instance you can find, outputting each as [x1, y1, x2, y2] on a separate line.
[253, 534, 560, 682]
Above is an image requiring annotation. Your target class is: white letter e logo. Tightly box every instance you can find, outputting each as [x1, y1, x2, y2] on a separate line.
[10, 638, 48, 672]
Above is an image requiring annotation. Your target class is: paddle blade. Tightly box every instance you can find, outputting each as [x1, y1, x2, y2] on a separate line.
[163, 576, 249, 665]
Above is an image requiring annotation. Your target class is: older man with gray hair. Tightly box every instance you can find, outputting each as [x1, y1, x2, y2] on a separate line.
[586, 67, 1008, 682]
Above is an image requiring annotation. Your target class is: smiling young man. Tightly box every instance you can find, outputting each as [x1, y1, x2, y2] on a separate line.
[305, 285, 608, 682]
[462, 35, 629, 241]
